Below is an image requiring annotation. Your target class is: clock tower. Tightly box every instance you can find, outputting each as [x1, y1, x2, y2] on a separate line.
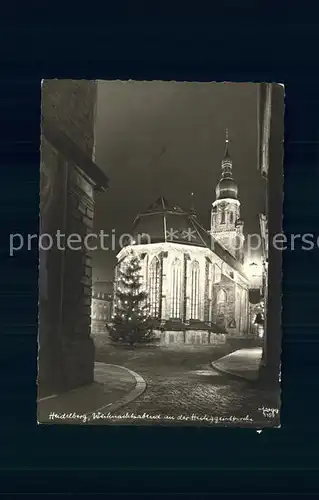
[211, 129, 245, 262]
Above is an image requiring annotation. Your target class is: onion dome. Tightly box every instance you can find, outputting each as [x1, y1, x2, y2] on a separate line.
[215, 128, 238, 200]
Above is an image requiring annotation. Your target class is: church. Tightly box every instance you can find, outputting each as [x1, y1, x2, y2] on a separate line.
[114, 131, 250, 345]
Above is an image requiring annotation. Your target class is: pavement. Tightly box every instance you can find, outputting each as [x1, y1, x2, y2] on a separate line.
[37, 362, 146, 424]
[37, 344, 279, 427]
[94, 342, 280, 427]
[211, 348, 262, 382]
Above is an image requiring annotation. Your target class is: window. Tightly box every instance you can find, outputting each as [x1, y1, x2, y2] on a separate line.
[149, 256, 161, 317]
[220, 210, 225, 224]
[171, 258, 182, 318]
[190, 261, 200, 320]
[216, 289, 227, 316]
[229, 212, 234, 224]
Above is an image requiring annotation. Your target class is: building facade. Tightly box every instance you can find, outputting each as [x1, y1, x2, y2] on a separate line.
[114, 133, 251, 345]
[257, 82, 283, 385]
[38, 80, 109, 398]
[91, 281, 113, 334]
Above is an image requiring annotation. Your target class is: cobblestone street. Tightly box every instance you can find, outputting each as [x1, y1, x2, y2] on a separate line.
[95, 341, 280, 427]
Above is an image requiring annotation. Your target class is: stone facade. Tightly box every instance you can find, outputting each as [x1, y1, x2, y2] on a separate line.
[211, 198, 244, 262]
[257, 83, 283, 385]
[155, 330, 227, 346]
[38, 80, 108, 398]
[41, 79, 97, 158]
[115, 242, 249, 345]
[91, 281, 113, 334]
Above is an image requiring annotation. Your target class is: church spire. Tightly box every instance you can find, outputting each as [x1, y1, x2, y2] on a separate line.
[190, 191, 197, 217]
[221, 128, 233, 179]
[215, 128, 238, 201]
[211, 129, 244, 261]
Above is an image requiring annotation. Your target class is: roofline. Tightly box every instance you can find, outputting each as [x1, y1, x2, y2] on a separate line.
[42, 120, 109, 191]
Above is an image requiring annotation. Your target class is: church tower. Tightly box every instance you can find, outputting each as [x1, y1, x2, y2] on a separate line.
[211, 129, 245, 262]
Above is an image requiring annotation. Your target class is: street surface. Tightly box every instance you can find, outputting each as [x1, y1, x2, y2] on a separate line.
[95, 342, 280, 427]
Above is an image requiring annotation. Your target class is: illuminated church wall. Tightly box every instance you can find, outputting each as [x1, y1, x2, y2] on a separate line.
[115, 242, 249, 342]
[112, 130, 252, 344]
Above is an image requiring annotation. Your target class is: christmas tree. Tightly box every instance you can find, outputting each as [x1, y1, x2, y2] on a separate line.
[110, 251, 155, 347]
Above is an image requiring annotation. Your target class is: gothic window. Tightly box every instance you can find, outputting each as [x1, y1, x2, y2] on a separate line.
[216, 289, 227, 316]
[229, 212, 234, 224]
[220, 210, 225, 224]
[190, 261, 200, 320]
[171, 258, 182, 318]
[149, 256, 161, 317]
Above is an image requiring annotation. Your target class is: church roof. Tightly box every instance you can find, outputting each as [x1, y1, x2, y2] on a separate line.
[132, 196, 247, 278]
[133, 196, 209, 248]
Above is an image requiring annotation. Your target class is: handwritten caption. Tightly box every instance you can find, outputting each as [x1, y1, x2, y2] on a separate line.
[258, 407, 279, 419]
[47, 411, 255, 424]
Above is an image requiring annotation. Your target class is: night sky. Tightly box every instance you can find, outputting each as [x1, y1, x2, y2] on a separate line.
[92, 81, 265, 282]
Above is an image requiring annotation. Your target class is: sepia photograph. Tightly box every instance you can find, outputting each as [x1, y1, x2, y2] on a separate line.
[35, 80, 284, 427]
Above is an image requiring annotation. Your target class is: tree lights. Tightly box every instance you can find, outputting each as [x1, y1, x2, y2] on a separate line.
[110, 250, 155, 347]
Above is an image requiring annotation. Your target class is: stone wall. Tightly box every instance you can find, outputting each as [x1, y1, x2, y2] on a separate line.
[155, 330, 227, 346]
[38, 139, 67, 395]
[38, 149, 98, 394]
[213, 279, 235, 329]
[38, 80, 108, 397]
[213, 277, 249, 337]
[41, 80, 97, 158]
[60, 164, 96, 389]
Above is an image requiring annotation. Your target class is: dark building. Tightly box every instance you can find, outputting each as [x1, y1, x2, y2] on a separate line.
[91, 280, 113, 334]
[257, 83, 283, 385]
[38, 80, 109, 399]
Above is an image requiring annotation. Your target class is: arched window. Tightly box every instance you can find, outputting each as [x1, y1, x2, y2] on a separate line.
[171, 258, 182, 318]
[229, 212, 234, 224]
[216, 289, 227, 316]
[149, 256, 161, 317]
[220, 210, 225, 224]
[190, 261, 200, 320]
